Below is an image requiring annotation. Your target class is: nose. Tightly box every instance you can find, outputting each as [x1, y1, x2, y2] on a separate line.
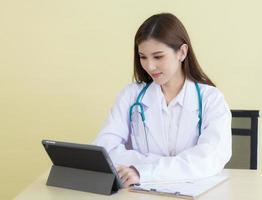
[144, 59, 156, 71]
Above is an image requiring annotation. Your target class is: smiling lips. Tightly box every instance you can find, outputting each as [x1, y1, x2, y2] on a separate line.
[151, 72, 163, 78]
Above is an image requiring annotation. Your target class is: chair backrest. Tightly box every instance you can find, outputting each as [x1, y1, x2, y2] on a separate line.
[225, 110, 259, 170]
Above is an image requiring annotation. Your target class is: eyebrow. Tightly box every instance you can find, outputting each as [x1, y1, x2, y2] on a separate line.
[139, 51, 164, 55]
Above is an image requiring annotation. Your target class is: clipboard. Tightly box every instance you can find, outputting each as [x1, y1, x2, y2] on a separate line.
[129, 173, 228, 199]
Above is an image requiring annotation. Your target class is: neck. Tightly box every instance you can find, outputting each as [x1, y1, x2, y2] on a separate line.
[161, 72, 185, 105]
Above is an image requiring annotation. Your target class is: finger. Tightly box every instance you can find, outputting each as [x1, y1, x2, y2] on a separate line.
[116, 165, 125, 172]
[117, 167, 130, 180]
[123, 176, 140, 188]
[119, 169, 131, 182]
[117, 166, 140, 186]
[121, 170, 139, 186]
[123, 181, 130, 188]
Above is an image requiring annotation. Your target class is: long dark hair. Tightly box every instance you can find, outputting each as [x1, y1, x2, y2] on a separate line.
[133, 13, 215, 86]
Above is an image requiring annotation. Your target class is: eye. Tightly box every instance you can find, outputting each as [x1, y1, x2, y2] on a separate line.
[139, 56, 146, 60]
[154, 55, 163, 59]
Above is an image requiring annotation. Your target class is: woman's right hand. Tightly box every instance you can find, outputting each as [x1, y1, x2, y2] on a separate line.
[117, 165, 140, 188]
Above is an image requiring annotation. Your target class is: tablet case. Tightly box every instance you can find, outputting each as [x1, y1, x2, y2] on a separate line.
[42, 140, 120, 195]
[47, 165, 119, 195]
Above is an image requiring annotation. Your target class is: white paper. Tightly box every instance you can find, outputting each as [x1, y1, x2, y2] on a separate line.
[131, 173, 228, 198]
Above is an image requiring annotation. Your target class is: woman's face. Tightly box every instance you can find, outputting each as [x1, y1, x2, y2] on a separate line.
[138, 38, 186, 86]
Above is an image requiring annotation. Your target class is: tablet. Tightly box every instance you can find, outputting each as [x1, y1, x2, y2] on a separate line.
[42, 139, 122, 189]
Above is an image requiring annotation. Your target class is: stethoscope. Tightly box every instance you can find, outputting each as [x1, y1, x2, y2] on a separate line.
[129, 81, 202, 154]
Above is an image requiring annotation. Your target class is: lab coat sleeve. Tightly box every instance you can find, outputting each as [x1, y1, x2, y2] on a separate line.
[93, 84, 161, 167]
[133, 89, 232, 182]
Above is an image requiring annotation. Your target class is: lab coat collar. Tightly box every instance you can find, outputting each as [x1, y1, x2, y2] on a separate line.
[141, 79, 199, 112]
[138, 79, 200, 155]
[175, 79, 201, 153]
[166, 79, 187, 108]
[141, 81, 162, 108]
[183, 79, 199, 111]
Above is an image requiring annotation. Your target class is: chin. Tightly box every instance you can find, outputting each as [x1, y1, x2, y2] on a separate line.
[152, 79, 167, 86]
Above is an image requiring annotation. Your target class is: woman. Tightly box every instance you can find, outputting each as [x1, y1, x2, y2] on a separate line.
[94, 13, 232, 188]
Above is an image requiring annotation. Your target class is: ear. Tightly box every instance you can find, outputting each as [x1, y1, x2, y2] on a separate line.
[178, 44, 188, 62]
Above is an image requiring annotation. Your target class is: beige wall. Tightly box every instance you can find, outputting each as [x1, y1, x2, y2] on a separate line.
[0, 0, 261, 199]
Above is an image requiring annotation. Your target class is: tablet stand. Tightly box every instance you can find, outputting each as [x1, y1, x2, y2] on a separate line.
[46, 165, 119, 195]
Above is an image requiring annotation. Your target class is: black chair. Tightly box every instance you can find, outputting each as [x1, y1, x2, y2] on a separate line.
[225, 110, 259, 170]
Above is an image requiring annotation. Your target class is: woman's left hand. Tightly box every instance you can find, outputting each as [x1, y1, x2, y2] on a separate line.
[117, 165, 140, 188]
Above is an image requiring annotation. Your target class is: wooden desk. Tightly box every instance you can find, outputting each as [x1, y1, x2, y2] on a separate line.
[14, 169, 262, 200]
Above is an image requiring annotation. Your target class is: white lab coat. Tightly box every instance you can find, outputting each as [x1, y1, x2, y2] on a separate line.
[94, 79, 232, 182]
